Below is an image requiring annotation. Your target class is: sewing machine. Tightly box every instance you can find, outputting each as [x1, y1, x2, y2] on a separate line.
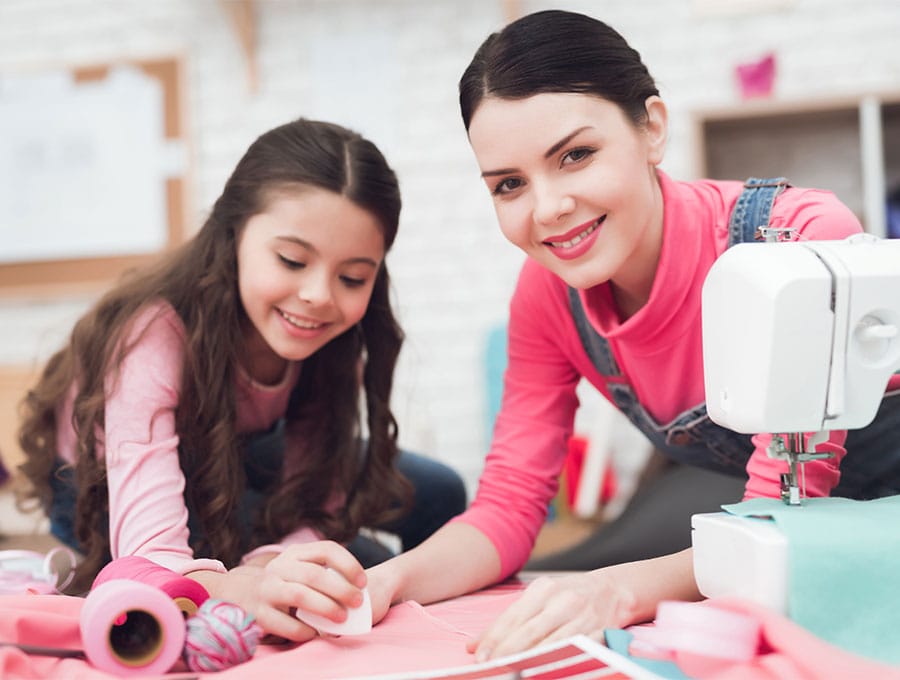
[691, 232, 900, 612]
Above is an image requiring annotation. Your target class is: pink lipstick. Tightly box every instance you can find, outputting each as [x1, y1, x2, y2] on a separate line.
[544, 217, 604, 260]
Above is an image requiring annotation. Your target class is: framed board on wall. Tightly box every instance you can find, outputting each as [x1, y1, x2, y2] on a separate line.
[0, 57, 188, 296]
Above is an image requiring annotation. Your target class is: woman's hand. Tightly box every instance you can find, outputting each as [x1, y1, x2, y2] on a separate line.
[467, 550, 700, 661]
[363, 523, 504, 628]
[466, 570, 638, 661]
[364, 561, 399, 626]
[195, 541, 368, 641]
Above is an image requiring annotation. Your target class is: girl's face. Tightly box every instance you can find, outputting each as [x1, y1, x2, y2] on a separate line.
[236, 188, 384, 383]
[467, 92, 667, 293]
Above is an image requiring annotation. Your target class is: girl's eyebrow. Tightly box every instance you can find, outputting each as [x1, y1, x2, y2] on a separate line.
[480, 126, 593, 178]
[275, 235, 379, 267]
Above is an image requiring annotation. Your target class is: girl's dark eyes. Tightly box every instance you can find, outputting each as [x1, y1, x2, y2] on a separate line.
[278, 254, 305, 270]
[340, 276, 366, 288]
[279, 256, 367, 287]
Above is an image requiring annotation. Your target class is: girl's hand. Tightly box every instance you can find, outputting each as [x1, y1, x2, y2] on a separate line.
[466, 571, 638, 661]
[219, 541, 368, 641]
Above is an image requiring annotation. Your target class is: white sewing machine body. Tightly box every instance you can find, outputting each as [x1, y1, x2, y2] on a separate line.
[692, 512, 789, 612]
[692, 234, 900, 608]
[703, 233, 900, 434]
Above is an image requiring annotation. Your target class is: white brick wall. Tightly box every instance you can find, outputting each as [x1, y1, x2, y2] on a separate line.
[1, 0, 899, 495]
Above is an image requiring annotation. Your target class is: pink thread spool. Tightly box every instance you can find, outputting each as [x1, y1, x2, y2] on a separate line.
[80, 579, 186, 676]
[627, 600, 761, 676]
[93, 556, 210, 618]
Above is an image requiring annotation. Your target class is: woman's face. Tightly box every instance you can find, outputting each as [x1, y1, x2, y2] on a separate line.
[467, 92, 667, 292]
[236, 187, 384, 383]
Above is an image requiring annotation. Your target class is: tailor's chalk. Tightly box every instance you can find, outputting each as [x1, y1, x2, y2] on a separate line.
[296, 586, 372, 636]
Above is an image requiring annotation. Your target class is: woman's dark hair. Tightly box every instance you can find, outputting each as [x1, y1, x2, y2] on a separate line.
[460, 10, 659, 130]
[18, 118, 411, 592]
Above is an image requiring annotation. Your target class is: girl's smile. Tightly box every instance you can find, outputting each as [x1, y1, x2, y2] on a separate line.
[276, 307, 330, 336]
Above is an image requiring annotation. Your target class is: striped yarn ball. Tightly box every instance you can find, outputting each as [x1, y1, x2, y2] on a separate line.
[183, 599, 261, 672]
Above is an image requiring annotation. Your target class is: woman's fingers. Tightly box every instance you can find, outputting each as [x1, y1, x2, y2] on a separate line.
[470, 576, 564, 660]
[470, 572, 626, 661]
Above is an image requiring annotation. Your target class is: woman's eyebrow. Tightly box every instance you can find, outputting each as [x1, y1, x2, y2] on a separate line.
[544, 126, 591, 158]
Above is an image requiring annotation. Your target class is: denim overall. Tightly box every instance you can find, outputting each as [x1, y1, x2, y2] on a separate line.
[567, 177, 900, 500]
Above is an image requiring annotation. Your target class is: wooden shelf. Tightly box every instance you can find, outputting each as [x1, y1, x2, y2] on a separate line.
[692, 91, 900, 237]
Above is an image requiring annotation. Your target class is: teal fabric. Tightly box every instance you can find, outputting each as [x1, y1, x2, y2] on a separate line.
[723, 495, 900, 665]
[604, 629, 690, 679]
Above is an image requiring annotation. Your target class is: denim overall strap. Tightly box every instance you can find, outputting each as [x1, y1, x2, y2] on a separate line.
[563, 177, 797, 478]
[728, 177, 789, 246]
[567, 286, 622, 377]
[568, 176, 790, 381]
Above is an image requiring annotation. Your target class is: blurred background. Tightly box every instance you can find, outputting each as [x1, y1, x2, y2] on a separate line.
[1, 0, 899, 543]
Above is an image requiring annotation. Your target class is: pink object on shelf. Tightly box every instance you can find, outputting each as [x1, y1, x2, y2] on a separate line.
[735, 52, 776, 99]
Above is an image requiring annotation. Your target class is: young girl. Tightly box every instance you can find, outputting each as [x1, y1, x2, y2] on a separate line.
[16, 118, 466, 641]
[366, 9, 900, 659]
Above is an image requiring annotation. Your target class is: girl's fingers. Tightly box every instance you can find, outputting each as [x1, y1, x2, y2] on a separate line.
[274, 541, 367, 589]
[253, 603, 319, 642]
[262, 577, 351, 620]
[315, 543, 367, 588]
[261, 542, 367, 623]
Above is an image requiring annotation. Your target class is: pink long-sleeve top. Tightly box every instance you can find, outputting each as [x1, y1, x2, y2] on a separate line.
[454, 170, 898, 579]
[55, 303, 319, 575]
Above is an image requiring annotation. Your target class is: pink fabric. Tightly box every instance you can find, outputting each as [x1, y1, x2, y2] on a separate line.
[0, 582, 524, 678]
[1, 585, 897, 679]
[55, 303, 307, 575]
[683, 598, 900, 680]
[453, 171, 867, 578]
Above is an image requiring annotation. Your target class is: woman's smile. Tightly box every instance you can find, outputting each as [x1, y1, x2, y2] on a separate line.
[543, 216, 605, 260]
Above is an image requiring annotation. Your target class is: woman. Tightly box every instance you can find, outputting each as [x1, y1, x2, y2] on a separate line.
[367, 9, 900, 661]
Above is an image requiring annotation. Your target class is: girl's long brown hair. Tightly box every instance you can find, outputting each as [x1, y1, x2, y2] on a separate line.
[17, 119, 411, 593]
